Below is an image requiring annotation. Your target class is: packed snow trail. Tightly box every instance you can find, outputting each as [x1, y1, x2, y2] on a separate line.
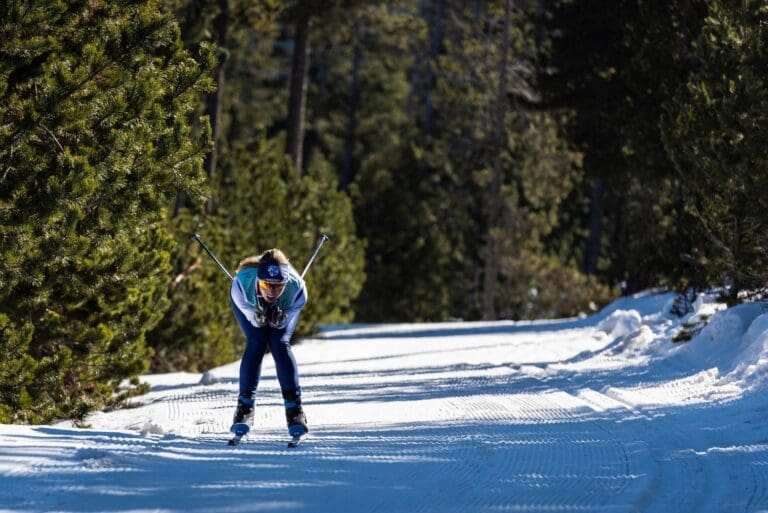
[2, 291, 768, 512]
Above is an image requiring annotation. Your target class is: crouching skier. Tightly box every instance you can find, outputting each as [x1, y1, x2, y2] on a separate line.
[229, 248, 308, 445]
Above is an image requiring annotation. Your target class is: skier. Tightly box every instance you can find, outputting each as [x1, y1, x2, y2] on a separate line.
[230, 248, 308, 439]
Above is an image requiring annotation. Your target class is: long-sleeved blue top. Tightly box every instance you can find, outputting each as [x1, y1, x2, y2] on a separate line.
[230, 263, 307, 342]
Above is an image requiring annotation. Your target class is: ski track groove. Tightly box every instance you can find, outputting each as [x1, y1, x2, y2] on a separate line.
[135, 363, 749, 513]
[424, 366, 640, 512]
[748, 459, 768, 511]
[163, 389, 229, 435]
[11, 316, 768, 512]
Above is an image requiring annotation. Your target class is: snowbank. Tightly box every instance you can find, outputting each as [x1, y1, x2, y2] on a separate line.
[596, 309, 642, 339]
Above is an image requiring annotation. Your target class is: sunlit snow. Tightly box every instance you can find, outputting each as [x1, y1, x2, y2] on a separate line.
[3, 290, 768, 512]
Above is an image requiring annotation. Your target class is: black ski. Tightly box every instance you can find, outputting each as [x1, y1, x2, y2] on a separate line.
[227, 433, 245, 446]
[287, 433, 304, 448]
[228, 433, 303, 447]
[227, 422, 251, 446]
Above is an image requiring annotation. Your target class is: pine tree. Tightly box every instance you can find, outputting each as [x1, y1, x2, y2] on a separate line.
[308, 2, 453, 321]
[218, 135, 365, 333]
[424, 0, 590, 320]
[148, 0, 284, 372]
[149, 0, 364, 370]
[145, 209, 238, 372]
[193, 0, 368, 332]
[309, 0, 599, 321]
[539, 0, 708, 294]
[662, 0, 768, 302]
[0, 314, 37, 423]
[613, 2, 707, 293]
[538, 0, 629, 280]
[0, 0, 214, 421]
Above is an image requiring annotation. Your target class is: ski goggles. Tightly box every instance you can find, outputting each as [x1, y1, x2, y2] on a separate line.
[258, 279, 286, 293]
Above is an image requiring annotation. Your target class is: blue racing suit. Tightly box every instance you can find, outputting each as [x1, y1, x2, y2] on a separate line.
[230, 263, 307, 406]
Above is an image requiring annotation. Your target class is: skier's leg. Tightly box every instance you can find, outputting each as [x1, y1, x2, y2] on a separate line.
[231, 301, 268, 424]
[268, 327, 307, 435]
[268, 327, 301, 395]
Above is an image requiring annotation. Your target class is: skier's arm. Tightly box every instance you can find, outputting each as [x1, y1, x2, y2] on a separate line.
[231, 278, 263, 328]
[279, 284, 307, 342]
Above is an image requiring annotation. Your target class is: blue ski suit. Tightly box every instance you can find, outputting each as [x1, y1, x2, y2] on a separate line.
[230, 263, 307, 406]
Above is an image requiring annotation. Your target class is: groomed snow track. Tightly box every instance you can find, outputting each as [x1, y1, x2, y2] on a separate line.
[3, 303, 768, 512]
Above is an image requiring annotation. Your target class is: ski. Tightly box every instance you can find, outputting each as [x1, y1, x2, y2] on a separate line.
[227, 422, 251, 446]
[227, 433, 244, 446]
[287, 433, 304, 448]
[228, 433, 304, 447]
[227, 420, 307, 447]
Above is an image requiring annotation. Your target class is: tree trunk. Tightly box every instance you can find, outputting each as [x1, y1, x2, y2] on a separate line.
[423, 0, 443, 133]
[341, 44, 361, 190]
[728, 216, 741, 304]
[286, 3, 311, 171]
[204, 0, 228, 214]
[173, 0, 227, 218]
[406, 0, 442, 126]
[582, 175, 605, 275]
[482, 0, 512, 320]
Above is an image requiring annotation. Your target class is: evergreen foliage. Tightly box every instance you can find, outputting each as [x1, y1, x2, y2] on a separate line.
[0, 314, 37, 423]
[424, 0, 600, 320]
[0, 0, 214, 421]
[307, 1, 608, 321]
[148, 0, 363, 372]
[614, 2, 707, 291]
[218, 135, 365, 334]
[4, 0, 768, 423]
[540, 0, 708, 294]
[145, 209, 237, 372]
[148, 0, 281, 372]
[662, 0, 768, 302]
[310, 3, 452, 321]
[149, 134, 365, 371]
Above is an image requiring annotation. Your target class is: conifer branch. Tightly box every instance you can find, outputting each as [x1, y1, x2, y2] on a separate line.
[171, 257, 201, 289]
[39, 124, 64, 152]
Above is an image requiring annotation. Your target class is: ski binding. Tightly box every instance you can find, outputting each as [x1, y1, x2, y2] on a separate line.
[227, 422, 251, 446]
[287, 433, 304, 448]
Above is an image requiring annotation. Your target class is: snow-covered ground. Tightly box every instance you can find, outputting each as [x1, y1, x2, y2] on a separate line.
[3, 291, 768, 512]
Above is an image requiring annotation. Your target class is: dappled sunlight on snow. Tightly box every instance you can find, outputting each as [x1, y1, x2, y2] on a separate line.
[4, 291, 768, 512]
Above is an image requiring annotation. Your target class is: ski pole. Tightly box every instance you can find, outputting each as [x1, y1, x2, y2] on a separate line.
[190, 233, 234, 281]
[301, 234, 329, 279]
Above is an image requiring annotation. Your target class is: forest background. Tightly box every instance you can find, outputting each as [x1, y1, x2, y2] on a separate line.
[2, 0, 767, 423]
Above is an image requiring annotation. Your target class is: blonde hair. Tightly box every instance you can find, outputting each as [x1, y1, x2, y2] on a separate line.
[236, 248, 289, 272]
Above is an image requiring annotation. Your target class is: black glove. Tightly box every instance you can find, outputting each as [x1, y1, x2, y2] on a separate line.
[268, 307, 287, 328]
[254, 304, 268, 327]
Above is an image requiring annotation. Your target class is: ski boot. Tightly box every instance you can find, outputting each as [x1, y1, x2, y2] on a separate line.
[230, 395, 254, 436]
[283, 390, 308, 437]
[286, 405, 308, 436]
[285, 404, 308, 447]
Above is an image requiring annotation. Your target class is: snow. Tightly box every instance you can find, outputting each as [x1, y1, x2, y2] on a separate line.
[3, 290, 768, 512]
